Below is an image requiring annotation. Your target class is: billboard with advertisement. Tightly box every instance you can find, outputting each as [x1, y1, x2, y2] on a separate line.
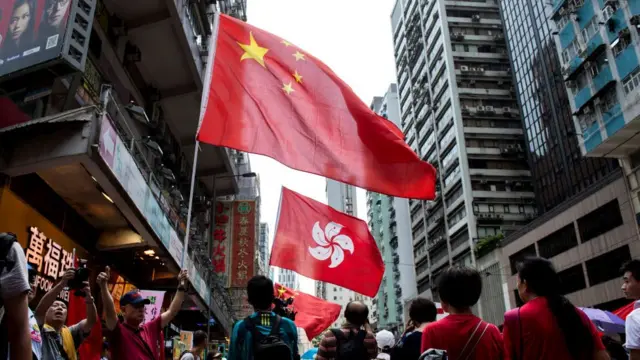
[0, 0, 95, 78]
[229, 200, 256, 287]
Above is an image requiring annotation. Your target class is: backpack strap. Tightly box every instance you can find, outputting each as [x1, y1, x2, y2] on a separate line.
[330, 328, 346, 349]
[269, 315, 282, 336]
[458, 320, 490, 360]
[244, 316, 264, 343]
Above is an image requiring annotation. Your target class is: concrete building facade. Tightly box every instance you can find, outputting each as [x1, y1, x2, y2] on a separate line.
[258, 222, 270, 276]
[390, 0, 535, 305]
[367, 84, 417, 333]
[278, 269, 300, 291]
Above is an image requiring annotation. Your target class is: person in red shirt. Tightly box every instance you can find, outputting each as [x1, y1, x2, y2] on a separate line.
[97, 266, 189, 360]
[503, 257, 610, 360]
[420, 266, 503, 360]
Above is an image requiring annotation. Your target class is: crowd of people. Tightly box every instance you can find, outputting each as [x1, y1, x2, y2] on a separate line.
[2, 227, 640, 360]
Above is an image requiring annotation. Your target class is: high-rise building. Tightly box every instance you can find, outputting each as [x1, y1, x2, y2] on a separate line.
[488, 0, 640, 311]
[367, 84, 417, 333]
[258, 223, 270, 275]
[323, 179, 373, 327]
[278, 269, 300, 290]
[390, 0, 535, 304]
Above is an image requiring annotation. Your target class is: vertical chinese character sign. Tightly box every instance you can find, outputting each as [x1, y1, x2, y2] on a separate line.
[230, 200, 256, 287]
[212, 201, 233, 284]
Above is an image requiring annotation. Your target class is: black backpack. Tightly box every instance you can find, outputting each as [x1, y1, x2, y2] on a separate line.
[244, 314, 292, 360]
[330, 329, 369, 360]
[0, 232, 19, 359]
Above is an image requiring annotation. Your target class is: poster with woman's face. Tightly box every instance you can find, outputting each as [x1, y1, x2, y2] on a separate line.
[0, 0, 72, 78]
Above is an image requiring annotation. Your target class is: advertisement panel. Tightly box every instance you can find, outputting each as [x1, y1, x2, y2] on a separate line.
[0, 189, 89, 304]
[229, 200, 256, 287]
[228, 287, 252, 319]
[138, 290, 166, 325]
[212, 201, 232, 284]
[0, 0, 72, 77]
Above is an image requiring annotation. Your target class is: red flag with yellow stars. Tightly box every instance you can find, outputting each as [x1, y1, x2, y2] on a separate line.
[273, 282, 341, 340]
[197, 14, 437, 200]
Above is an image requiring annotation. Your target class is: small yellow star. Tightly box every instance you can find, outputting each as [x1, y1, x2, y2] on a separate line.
[293, 70, 303, 83]
[293, 51, 306, 61]
[282, 82, 295, 95]
[237, 32, 269, 68]
[281, 40, 293, 47]
[277, 285, 287, 298]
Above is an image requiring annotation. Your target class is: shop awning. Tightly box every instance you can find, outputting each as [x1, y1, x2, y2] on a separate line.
[0, 106, 96, 134]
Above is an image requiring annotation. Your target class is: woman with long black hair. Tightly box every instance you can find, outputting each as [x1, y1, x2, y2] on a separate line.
[503, 257, 610, 360]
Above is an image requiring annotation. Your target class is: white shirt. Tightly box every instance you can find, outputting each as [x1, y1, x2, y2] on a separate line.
[626, 301, 640, 350]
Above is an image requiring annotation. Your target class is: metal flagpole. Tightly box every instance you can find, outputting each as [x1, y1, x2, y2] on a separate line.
[181, 142, 200, 268]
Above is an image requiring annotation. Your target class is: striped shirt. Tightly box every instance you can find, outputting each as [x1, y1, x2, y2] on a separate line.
[316, 327, 378, 360]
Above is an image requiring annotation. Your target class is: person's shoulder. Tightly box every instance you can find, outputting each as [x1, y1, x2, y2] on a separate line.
[280, 316, 297, 332]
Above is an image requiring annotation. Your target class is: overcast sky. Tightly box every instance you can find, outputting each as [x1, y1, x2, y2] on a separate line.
[246, 0, 398, 294]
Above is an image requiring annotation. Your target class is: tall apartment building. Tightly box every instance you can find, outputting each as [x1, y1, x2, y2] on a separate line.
[390, 0, 535, 303]
[491, 0, 639, 311]
[367, 84, 417, 333]
[322, 180, 373, 327]
[258, 223, 270, 276]
[277, 269, 300, 290]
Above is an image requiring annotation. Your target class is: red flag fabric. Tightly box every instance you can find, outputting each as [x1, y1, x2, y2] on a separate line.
[270, 187, 384, 297]
[197, 14, 437, 200]
[613, 301, 634, 320]
[274, 283, 341, 339]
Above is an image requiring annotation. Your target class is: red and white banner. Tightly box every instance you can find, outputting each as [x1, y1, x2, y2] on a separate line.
[229, 200, 257, 287]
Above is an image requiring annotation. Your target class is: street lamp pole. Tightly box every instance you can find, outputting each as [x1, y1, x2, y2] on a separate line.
[207, 172, 256, 349]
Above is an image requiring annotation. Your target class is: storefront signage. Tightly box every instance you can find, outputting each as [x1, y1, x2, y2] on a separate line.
[212, 201, 232, 284]
[230, 201, 256, 287]
[25, 226, 74, 300]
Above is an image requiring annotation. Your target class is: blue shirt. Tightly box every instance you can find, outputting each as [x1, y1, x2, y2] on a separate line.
[228, 312, 298, 360]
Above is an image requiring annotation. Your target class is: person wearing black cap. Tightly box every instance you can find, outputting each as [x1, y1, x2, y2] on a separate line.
[98, 266, 189, 359]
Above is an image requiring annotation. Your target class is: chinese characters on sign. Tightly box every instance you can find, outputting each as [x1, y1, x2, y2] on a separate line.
[230, 201, 256, 287]
[212, 201, 232, 282]
[138, 290, 166, 325]
[24, 227, 79, 302]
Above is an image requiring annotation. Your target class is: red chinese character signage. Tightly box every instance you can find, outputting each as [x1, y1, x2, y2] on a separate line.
[212, 201, 233, 281]
[230, 200, 256, 287]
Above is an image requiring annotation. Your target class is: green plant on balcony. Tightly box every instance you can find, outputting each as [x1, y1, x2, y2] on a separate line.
[474, 233, 504, 259]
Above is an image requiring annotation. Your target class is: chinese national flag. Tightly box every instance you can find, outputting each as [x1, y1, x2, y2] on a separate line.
[270, 187, 384, 297]
[274, 283, 341, 340]
[197, 14, 437, 200]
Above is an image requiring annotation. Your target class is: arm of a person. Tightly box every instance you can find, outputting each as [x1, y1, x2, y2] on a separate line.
[315, 332, 333, 360]
[365, 332, 379, 359]
[97, 267, 118, 330]
[420, 326, 431, 353]
[161, 288, 185, 328]
[34, 268, 74, 325]
[5, 292, 31, 360]
[502, 318, 513, 360]
[289, 324, 299, 358]
[77, 283, 97, 334]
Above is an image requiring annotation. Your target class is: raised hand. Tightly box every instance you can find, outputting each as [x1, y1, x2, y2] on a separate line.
[96, 266, 111, 287]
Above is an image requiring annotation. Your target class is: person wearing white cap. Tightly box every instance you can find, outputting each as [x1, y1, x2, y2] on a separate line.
[375, 330, 395, 360]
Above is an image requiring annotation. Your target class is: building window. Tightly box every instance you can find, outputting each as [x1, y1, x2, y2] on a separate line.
[558, 264, 587, 295]
[488, 204, 495, 213]
[581, 17, 598, 43]
[537, 224, 578, 259]
[504, 205, 510, 213]
[586, 245, 631, 286]
[473, 204, 479, 213]
[577, 199, 623, 242]
[518, 205, 525, 214]
[509, 244, 537, 275]
[623, 68, 640, 95]
[556, 16, 569, 30]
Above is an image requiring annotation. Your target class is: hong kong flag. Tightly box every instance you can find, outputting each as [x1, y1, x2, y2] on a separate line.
[274, 283, 341, 339]
[270, 187, 384, 297]
[196, 14, 436, 200]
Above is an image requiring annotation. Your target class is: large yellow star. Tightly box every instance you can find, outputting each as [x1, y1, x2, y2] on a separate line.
[293, 70, 303, 83]
[282, 82, 295, 95]
[237, 32, 269, 68]
[293, 51, 306, 61]
[281, 40, 293, 47]
[277, 285, 287, 298]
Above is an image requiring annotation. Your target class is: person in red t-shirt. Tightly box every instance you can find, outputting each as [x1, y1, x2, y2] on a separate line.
[97, 266, 189, 360]
[420, 266, 503, 360]
[503, 257, 610, 360]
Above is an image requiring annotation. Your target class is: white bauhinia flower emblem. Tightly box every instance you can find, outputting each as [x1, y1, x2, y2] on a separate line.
[308, 221, 355, 268]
